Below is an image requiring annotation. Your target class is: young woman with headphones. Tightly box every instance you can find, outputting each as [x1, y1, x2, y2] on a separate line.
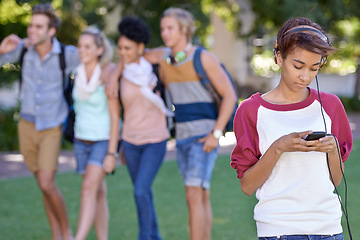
[231, 17, 353, 240]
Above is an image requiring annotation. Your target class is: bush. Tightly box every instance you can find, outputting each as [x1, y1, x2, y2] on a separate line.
[339, 96, 360, 112]
[0, 105, 20, 152]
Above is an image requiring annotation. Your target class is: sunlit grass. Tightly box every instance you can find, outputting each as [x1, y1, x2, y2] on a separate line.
[1, 141, 360, 239]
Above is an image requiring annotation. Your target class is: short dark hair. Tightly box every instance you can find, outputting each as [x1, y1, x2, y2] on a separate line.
[275, 17, 335, 61]
[117, 16, 150, 44]
[32, 3, 61, 33]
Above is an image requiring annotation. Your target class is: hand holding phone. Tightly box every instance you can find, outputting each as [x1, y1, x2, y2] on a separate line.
[304, 131, 326, 141]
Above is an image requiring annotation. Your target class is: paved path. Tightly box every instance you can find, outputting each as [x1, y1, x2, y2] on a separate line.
[0, 135, 237, 180]
[1, 113, 360, 180]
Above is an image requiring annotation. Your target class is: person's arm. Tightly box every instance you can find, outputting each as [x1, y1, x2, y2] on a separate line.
[100, 62, 116, 84]
[0, 34, 21, 56]
[105, 47, 165, 98]
[143, 47, 165, 64]
[198, 51, 238, 152]
[319, 93, 353, 186]
[104, 61, 123, 98]
[240, 130, 320, 196]
[0, 35, 24, 67]
[103, 94, 120, 174]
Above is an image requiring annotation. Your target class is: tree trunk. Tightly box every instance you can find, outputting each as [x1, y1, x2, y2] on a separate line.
[354, 64, 360, 97]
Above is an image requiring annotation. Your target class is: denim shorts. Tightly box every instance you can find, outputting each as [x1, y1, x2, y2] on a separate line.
[258, 233, 343, 240]
[73, 139, 109, 174]
[176, 135, 219, 189]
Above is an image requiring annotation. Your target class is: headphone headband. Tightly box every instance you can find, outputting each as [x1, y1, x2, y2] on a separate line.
[283, 25, 329, 44]
[273, 25, 331, 67]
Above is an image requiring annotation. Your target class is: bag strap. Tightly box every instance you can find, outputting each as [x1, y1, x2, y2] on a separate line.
[18, 46, 28, 93]
[59, 43, 66, 87]
[193, 47, 209, 89]
[193, 47, 222, 101]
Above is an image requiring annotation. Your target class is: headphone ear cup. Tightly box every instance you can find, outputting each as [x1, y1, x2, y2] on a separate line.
[174, 51, 186, 63]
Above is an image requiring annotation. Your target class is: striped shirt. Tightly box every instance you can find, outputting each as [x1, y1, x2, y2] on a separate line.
[159, 48, 216, 140]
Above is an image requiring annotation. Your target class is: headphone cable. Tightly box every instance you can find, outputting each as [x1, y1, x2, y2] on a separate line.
[315, 75, 352, 239]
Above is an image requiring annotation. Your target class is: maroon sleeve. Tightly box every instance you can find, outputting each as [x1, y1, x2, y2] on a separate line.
[230, 95, 262, 179]
[320, 92, 353, 162]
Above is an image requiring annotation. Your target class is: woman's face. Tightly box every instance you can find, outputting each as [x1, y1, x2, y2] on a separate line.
[277, 47, 322, 93]
[117, 36, 143, 64]
[77, 34, 103, 65]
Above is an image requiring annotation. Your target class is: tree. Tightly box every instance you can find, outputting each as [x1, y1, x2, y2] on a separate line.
[249, 0, 360, 96]
[117, 0, 209, 47]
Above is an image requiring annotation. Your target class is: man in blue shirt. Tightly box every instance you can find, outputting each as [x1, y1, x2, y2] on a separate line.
[0, 3, 79, 239]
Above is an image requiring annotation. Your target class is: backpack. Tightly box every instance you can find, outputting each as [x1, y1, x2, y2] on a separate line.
[193, 47, 238, 133]
[19, 44, 75, 142]
[152, 64, 175, 137]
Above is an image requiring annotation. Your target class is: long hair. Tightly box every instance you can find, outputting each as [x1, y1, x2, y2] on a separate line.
[81, 27, 113, 68]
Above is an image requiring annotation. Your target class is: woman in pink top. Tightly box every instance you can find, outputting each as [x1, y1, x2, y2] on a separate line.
[117, 16, 170, 240]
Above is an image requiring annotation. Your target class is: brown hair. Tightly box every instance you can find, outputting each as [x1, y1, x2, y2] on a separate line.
[32, 3, 61, 33]
[274, 17, 335, 63]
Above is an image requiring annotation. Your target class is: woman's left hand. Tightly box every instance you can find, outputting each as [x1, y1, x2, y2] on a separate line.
[305, 134, 337, 153]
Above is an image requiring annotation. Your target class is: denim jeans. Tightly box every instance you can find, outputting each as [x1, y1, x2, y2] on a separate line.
[176, 135, 219, 189]
[123, 140, 167, 240]
[73, 139, 108, 174]
[259, 233, 344, 240]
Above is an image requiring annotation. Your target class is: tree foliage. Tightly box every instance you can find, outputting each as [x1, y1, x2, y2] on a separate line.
[117, 0, 209, 47]
[249, 0, 360, 76]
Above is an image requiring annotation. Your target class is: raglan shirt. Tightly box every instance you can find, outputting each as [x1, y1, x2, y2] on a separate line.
[230, 88, 353, 237]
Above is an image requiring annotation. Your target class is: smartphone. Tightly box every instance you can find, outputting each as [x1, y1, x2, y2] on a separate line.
[304, 131, 326, 141]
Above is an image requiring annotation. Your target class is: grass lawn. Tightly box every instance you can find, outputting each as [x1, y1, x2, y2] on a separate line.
[1, 140, 360, 240]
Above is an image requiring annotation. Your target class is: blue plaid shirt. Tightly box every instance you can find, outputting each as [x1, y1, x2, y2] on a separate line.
[0, 38, 79, 130]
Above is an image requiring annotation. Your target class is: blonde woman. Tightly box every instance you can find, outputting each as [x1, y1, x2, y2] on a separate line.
[73, 27, 119, 240]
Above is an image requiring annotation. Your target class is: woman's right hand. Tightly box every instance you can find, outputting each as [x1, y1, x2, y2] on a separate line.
[274, 130, 318, 154]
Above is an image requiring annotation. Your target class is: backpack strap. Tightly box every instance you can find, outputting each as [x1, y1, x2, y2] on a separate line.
[18, 46, 28, 93]
[59, 43, 66, 87]
[193, 47, 209, 88]
[193, 47, 238, 132]
[193, 47, 222, 104]
[18, 43, 66, 93]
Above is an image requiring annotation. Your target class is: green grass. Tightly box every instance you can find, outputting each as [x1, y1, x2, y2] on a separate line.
[1, 141, 360, 240]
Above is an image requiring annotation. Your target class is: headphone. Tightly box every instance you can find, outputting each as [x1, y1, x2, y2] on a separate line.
[166, 42, 192, 65]
[273, 25, 331, 68]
